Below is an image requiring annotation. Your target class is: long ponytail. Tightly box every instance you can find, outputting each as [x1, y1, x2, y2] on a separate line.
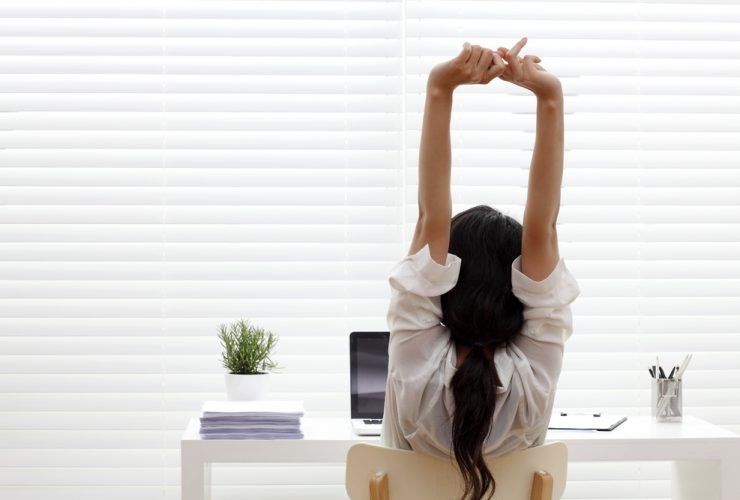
[449, 343, 501, 499]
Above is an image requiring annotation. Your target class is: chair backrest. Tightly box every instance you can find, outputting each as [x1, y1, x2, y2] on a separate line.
[345, 441, 567, 500]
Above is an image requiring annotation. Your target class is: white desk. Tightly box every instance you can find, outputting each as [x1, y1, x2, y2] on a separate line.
[181, 415, 740, 500]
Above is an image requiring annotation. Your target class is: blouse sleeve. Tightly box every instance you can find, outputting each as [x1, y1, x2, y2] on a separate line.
[385, 243, 462, 381]
[511, 255, 581, 347]
[508, 255, 581, 418]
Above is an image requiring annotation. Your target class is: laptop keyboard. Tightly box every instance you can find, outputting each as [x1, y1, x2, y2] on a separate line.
[363, 419, 382, 424]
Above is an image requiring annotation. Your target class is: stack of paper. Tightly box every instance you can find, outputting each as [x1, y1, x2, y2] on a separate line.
[199, 400, 304, 439]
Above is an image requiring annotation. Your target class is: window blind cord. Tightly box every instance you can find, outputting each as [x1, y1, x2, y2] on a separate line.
[160, 4, 167, 495]
[635, 3, 646, 394]
[400, 0, 408, 254]
[343, 5, 349, 340]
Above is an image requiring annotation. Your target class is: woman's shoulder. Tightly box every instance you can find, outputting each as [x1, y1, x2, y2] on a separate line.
[388, 243, 462, 296]
[510, 254, 581, 307]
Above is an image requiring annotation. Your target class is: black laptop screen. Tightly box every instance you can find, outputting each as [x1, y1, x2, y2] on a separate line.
[350, 332, 389, 419]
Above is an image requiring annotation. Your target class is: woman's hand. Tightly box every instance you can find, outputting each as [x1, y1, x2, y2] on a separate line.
[427, 43, 507, 93]
[496, 37, 562, 100]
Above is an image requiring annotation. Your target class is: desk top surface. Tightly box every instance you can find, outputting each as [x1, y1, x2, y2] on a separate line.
[183, 415, 738, 443]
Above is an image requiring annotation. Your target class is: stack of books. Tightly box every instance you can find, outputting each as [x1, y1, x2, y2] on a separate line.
[198, 400, 304, 439]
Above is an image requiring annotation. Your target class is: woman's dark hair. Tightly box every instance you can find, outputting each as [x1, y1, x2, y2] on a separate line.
[440, 205, 525, 500]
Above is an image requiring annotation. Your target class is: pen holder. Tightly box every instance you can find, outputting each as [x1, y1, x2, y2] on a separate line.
[651, 378, 682, 422]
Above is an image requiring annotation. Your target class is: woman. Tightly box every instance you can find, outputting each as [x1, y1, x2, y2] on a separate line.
[380, 37, 582, 500]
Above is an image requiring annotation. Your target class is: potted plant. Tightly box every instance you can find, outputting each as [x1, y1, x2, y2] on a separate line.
[218, 318, 280, 400]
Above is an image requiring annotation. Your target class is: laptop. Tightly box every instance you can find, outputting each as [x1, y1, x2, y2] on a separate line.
[350, 331, 389, 436]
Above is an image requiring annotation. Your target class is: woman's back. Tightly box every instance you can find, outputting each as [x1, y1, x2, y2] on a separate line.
[380, 242, 580, 460]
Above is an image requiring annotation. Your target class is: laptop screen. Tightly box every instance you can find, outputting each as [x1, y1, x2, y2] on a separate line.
[350, 331, 389, 419]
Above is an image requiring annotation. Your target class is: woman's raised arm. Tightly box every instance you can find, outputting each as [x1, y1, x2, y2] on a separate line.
[409, 43, 506, 265]
[521, 95, 564, 281]
[498, 38, 564, 281]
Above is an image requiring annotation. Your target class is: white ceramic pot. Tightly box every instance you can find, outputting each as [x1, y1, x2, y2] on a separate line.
[224, 373, 270, 400]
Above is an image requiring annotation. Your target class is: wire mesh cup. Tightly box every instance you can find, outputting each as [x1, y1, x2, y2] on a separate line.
[651, 377, 683, 422]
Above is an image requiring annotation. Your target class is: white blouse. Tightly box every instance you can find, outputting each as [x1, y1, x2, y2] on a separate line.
[380, 243, 581, 460]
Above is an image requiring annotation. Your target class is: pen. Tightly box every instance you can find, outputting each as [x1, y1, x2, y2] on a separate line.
[676, 353, 692, 379]
[668, 366, 676, 379]
[560, 412, 602, 417]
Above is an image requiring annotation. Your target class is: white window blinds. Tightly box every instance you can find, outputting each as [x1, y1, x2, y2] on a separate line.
[0, 1, 400, 499]
[1, 1, 738, 499]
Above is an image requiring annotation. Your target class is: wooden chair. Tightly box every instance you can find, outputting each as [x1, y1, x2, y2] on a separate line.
[345, 441, 567, 500]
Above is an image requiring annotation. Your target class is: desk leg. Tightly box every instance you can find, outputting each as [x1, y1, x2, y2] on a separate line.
[204, 463, 212, 500]
[720, 455, 740, 500]
[182, 453, 209, 500]
[671, 460, 720, 500]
